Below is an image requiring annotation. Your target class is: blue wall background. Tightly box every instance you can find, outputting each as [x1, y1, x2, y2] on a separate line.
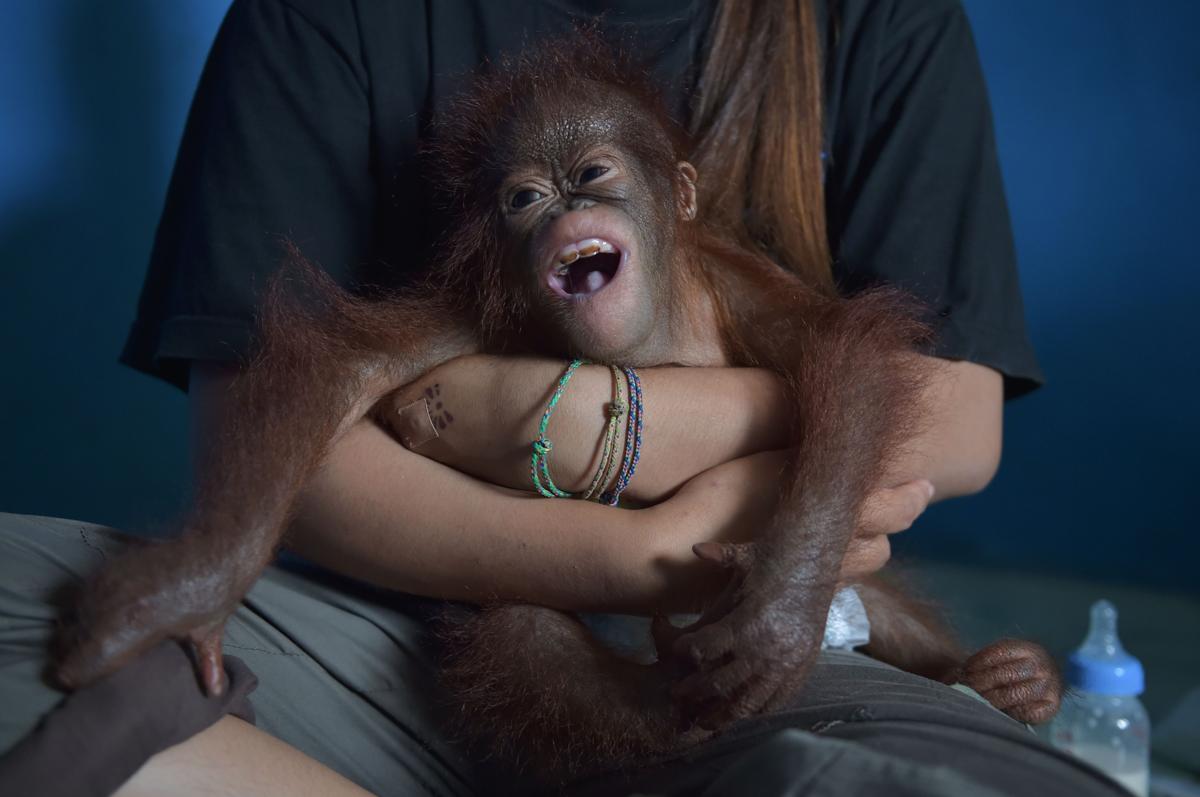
[1, 1, 1196, 593]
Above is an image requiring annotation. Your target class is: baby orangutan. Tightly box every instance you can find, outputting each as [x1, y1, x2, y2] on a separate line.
[55, 44, 1060, 780]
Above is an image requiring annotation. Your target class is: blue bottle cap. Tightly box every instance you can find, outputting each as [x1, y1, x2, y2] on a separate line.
[1065, 600, 1145, 696]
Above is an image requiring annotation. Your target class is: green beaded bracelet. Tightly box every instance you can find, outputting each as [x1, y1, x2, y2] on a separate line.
[530, 359, 587, 498]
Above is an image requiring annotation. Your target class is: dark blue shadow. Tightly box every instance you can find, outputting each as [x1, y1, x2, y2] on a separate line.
[0, 1, 1195, 592]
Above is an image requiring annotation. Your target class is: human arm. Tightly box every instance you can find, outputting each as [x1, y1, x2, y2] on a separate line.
[372, 352, 999, 598]
[288, 414, 726, 615]
[297, 403, 931, 614]
[90, 318, 992, 683]
[63, 333, 928, 701]
[384, 352, 1001, 503]
[881, 355, 1002, 497]
[380, 355, 790, 503]
[191, 361, 895, 613]
[289, 348, 992, 613]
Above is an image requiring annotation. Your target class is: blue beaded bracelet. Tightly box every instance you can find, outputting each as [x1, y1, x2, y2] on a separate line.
[600, 366, 643, 506]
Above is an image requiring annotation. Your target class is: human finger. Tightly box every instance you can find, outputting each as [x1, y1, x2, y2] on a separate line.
[840, 533, 891, 582]
[858, 479, 934, 536]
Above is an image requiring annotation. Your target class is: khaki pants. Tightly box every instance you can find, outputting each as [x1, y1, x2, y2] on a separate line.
[0, 513, 1124, 797]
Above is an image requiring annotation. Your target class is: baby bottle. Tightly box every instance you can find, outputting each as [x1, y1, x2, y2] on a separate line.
[1049, 600, 1150, 796]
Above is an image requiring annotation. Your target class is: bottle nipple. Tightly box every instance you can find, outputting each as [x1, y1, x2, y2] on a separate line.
[1067, 599, 1145, 696]
[1080, 600, 1124, 658]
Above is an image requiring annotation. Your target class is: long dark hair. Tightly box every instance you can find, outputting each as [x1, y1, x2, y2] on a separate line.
[690, 0, 833, 292]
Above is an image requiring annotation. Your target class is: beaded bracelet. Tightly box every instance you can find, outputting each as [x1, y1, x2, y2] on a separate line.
[530, 359, 587, 499]
[600, 366, 644, 507]
[594, 367, 630, 499]
[581, 366, 627, 502]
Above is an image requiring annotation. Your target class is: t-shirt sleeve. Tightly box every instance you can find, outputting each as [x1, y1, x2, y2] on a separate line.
[825, 0, 1043, 398]
[120, 0, 374, 390]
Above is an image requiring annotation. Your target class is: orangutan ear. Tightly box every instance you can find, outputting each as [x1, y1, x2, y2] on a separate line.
[676, 161, 698, 222]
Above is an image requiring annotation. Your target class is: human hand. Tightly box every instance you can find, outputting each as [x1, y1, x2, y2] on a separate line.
[842, 479, 934, 582]
[55, 534, 258, 697]
[654, 456, 931, 583]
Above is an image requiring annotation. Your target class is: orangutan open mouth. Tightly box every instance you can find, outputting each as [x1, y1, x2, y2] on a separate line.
[548, 238, 623, 297]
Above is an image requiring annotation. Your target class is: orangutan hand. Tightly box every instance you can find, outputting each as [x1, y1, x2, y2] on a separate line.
[657, 541, 825, 731]
[55, 533, 257, 697]
[952, 638, 1064, 725]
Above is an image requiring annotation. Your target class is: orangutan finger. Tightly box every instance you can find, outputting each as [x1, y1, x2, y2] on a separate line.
[695, 671, 773, 731]
[672, 657, 752, 706]
[672, 621, 736, 671]
[651, 614, 685, 658]
[964, 638, 1046, 671]
[1004, 697, 1061, 725]
[191, 626, 228, 697]
[963, 656, 1042, 694]
[977, 676, 1052, 712]
[692, 541, 756, 574]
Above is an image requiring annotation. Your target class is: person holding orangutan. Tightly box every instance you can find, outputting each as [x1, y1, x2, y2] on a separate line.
[0, 1, 1124, 796]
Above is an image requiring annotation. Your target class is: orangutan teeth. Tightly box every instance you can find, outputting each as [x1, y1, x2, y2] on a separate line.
[556, 238, 616, 265]
[547, 236, 622, 298]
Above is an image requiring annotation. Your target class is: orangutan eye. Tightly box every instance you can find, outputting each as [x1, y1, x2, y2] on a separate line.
[511, 189, 544, 209]
[579, 165, 609, 183]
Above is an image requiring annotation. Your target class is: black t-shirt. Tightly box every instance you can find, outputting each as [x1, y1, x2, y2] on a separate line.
[121, 0, 1042, 397]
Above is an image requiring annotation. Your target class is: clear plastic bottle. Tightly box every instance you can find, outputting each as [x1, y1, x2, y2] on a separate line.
[1049, 600, 1151, 796]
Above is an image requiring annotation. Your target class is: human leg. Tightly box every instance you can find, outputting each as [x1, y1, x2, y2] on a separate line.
[115, 715, 374, 797]
[0, 640, 257, 797]
[566, 652, 1128, 797]
[0, 513, 477, 797]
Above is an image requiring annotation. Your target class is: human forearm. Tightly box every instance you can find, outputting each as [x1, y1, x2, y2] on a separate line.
[278, 356, 1002, 618]
[387, 353, 1003, 506]
[289, 418, 739, 614]
[524, 363, 791, 502]
[384, 355, 790, 502]
[884, 357, 1003, 500]
[290, 417, 921, 614]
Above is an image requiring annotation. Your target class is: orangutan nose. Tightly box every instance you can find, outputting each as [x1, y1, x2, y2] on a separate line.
[568, 196, 596, 211]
